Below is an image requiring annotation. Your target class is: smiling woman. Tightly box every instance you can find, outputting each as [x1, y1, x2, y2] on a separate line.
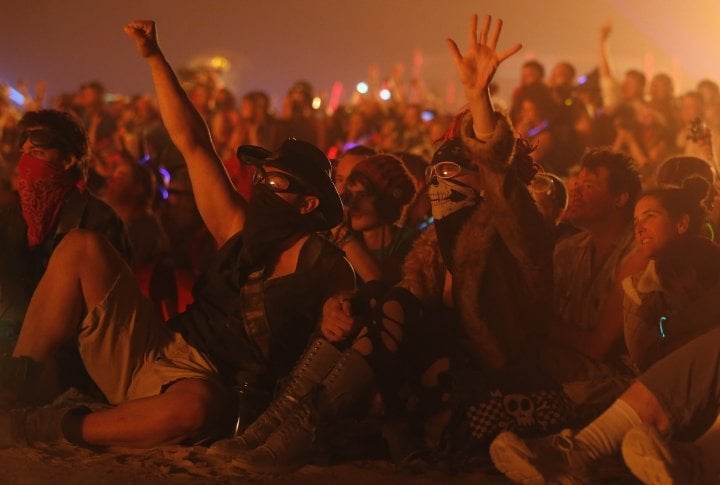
[623, 185, 710, 372]
[633, 186, 708, 257]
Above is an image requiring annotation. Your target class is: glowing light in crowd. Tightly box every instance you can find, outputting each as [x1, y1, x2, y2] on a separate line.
[379, 88, 391, 100]
[577, 75, 588, 85]
[158, 167, 171, 200]
[356, 82, 369, 94]
[158, 167, 171, 186]
[8, 87, 25, 105]
[312, 96, 322, 110]
[328, 82, 344, 114]
[209, 56, 230, 71]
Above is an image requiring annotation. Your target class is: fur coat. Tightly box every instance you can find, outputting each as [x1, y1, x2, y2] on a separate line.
[399, 112, 554, 370]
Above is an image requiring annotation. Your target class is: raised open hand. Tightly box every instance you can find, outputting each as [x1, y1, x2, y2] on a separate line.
[600, 20, 613, 42]
[446, 14, 521, 102]
[124, 20, 161, 58]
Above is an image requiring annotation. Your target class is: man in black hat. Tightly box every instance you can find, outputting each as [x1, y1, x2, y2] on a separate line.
[0, 20, 354, 449]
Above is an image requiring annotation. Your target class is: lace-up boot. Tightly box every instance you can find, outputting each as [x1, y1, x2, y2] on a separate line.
[209, 338, 342, 456]
[233, 348, 375, 472]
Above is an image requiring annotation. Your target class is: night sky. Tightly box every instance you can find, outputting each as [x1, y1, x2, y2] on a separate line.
[2, 0, 718, 110]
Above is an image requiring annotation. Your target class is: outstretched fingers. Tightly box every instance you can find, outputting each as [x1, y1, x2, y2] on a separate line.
[446, 38, 464, 66]
[479, 15, 491, 45]
[469, 14, 479, 47]
[488, 18, 503, 49]
[498, 43, 523, 63]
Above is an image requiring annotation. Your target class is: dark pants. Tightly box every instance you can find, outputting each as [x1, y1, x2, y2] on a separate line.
[639, 325, 720, 440]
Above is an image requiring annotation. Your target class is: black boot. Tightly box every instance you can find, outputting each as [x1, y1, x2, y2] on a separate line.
[0, 403, 90, 448]
[209, 338, 342, 456]
[233, 347, 375, 472]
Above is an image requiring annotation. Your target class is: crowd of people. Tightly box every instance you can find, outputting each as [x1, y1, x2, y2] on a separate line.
[0, 12, 719, 484]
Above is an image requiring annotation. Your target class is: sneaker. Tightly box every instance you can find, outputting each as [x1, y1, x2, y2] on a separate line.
[489, 429, 591, 484]
[621, 425, 705, 485]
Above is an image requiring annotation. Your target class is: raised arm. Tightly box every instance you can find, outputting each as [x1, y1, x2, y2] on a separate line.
[598, 20, 621, 114]
[598, 21, 613, 79]
[446, 15, 521, 137]
[124, 20, 246, 246]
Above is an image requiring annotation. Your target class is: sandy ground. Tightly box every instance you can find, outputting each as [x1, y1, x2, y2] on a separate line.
[0, 444, 510, 485]
[0, 442, 645, 485]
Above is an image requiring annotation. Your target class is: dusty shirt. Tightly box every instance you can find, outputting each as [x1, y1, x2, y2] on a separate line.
[553, 228, 635, 332]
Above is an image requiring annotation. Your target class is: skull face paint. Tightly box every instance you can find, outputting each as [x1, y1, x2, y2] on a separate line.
[428, 175, 479, 220]
[427, 138, 480, 221]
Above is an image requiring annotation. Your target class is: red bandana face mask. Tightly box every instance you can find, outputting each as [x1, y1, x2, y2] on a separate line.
[16, 153, 76, 248]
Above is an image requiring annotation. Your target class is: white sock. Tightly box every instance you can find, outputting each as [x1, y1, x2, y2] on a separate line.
[575, 398, 642, 460]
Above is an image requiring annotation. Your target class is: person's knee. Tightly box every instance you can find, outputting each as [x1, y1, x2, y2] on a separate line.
[164, 380, 232, 441]
[169, 394, 213, 438]
[54, 230, 110, 264]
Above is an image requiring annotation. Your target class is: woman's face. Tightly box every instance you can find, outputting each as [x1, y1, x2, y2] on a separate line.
[518, 99, 540, 125]
[344, 180, 381, 232]
[634, 196, 688, 256]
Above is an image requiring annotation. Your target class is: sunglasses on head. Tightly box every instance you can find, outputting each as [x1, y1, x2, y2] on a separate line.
[252, 166, 308, 194]
[18, 129, 67, 151]
[425, 161, 478, 183]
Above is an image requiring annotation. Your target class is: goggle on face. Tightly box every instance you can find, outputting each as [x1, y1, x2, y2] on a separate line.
[427, 141, 481, 220]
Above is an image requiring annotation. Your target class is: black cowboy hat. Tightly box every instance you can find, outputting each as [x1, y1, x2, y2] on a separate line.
[237, 138, 343, 230]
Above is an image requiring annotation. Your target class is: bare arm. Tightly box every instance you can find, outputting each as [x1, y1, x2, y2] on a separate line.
[599, 21, 613, 79]
[124, 20, 246, 246]
[446, 15, 522, 138]
[598, 21, 621, 114]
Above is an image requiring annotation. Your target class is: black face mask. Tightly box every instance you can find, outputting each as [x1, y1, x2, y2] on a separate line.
[240, 184, 311, 270]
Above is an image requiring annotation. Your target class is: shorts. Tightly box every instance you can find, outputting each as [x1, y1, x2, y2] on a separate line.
[78, 266, 218, 405]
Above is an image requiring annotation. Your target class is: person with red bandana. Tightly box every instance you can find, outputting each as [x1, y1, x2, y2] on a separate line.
[0, 110, 130, 358]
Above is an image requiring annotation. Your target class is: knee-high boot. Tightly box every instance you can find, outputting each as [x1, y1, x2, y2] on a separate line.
[232, 346, 375, 472]
[210, 338, 343, 455]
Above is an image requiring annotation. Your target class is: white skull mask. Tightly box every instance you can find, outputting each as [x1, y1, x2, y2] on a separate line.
[428, 176, 478, 220]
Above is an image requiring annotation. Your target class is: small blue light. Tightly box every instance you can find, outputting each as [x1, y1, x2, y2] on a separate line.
[577, 75, 588, 85]
[158, 167, 171, 186]
[658, 316, 667, 339]
[8, 87, 25, 105]
[139, 154, 151, 164]
[418, 216, 434, 230]
[526, 119, 550, 137]
[160, 187, 169, 200]
[342, 141, 358, 152]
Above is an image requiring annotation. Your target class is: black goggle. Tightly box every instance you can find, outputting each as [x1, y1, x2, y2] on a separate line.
[18, 129, 68, 150]
[425, 161, 477, 183]
[252, 166, 308, 194]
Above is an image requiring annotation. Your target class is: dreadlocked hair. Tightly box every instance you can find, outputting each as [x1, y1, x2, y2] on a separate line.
[435, 108, 470, 145]
[511, 137, 540, 185]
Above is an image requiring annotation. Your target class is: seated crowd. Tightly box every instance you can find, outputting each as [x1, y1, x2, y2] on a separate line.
[1, 13, 719, 485]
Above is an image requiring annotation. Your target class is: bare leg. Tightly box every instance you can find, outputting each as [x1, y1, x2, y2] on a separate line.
[14, 229, 125, 362]
[69, 379, 234, 448]
[620, 381, 671, 434]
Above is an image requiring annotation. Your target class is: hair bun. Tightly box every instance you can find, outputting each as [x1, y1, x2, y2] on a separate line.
[681, 175, 710, 203]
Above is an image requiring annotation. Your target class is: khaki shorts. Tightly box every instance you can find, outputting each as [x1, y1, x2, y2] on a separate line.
[78, 266, 218, 405]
